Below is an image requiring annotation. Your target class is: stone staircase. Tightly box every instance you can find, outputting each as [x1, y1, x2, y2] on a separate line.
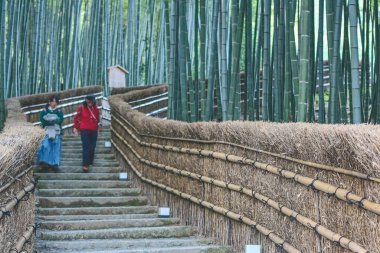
[34, 127, 229, 253]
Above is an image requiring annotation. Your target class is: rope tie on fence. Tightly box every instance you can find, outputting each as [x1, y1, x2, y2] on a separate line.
[307, 178, 319, 192]
[267, 231, 275, 238]
[345, 191, 354, 204]
[334, 236, 344, 247]
[358, 196, 367, 208]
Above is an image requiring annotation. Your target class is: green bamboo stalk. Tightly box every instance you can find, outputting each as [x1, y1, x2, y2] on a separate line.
[220, 0, 228, 121]
[329, 0, 343, 123]
[308, 1, 315, 122]
[297, 0, 311, 122]
[273, 0, 280, 122]
[0, 0, 5, 130]
[289, 0, 299, 121]
[199, 0, 206, 120]
[178, 0, 188, 121]
[194, 0, 199, 121]
[283, 0, 292, 122]
[227, 0, 241, 120]
[168, 0, 178, 119]
[348, 0, 362, 123]
[205, 0, 219, 121]
[245, 0, 253, 121]
[317, 0, 325, 123]
[262, 0, 271, 121]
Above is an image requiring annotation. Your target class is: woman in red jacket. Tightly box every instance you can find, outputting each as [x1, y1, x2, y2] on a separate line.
[73, 95, 100, 172]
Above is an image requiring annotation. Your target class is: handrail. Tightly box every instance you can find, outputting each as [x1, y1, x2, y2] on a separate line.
[24, 95, 103, 115]
[112, 126, 369, 253]
[21, 92, 103, 111]
[131, 97, 168, 110]
[146, 107, 168, 117]
[129, 92, 168, 105]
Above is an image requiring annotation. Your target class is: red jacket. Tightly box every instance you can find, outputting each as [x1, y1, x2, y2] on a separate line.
[73, 104, 100, 131]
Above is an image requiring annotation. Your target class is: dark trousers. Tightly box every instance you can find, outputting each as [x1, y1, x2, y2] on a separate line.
[80, 130, 98, 166]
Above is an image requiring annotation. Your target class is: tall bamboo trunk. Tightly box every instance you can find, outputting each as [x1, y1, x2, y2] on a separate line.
[348, 0, 362, 123]
[297, 0, 311, 122]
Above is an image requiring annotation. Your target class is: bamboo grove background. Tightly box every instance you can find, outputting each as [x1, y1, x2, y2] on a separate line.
[1, 0, 380, 130]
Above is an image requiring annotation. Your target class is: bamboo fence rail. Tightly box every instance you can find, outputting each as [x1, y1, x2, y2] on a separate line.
[9, 224, 36, 253]
[112, 114, 380, 216]
[112, 126, 369, 253]
[0, 181, 36, 220]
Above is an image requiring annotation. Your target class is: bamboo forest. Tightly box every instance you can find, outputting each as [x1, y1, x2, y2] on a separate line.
[1, 0, 380, 129]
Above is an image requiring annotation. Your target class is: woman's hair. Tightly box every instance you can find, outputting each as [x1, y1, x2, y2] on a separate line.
[83, 95, 96, 107]
[45, 95, 60, 109]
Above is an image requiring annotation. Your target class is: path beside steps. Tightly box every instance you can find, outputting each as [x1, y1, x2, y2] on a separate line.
[34, 127, 230, 253]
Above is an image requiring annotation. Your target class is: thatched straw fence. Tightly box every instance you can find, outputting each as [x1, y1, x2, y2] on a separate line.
[109, 85, 380, 253]
[0, 97, 44, 253]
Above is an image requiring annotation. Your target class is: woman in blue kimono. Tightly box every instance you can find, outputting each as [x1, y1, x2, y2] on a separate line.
[37, 95, 64, 172]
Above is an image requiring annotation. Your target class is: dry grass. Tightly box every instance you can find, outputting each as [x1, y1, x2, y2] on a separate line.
[0, 98, 42, 253]
[109, 85, 380, 253]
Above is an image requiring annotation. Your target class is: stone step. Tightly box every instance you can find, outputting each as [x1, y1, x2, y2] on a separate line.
[60, 156, 116, 162]
[40, 226, 196, 240]
[59, 160, 119, 167]
[38, 196, 147, 208]
[60, 153, 115, 159]
[38, 213, 158, 221]
[40, 218, 180, 230]
[35, 173, 120, 181]
[62, 141, 108, 146]
[37, 188, 140, 197]
[38, 206, 158, 216]
[38, 166, 121, 173]
[47, 246, 230, 253]
[36, 238, 219, 252]
[61, 147, 112, 153]
[37, 180, 131, 189]
[63, 135, 111, 140]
